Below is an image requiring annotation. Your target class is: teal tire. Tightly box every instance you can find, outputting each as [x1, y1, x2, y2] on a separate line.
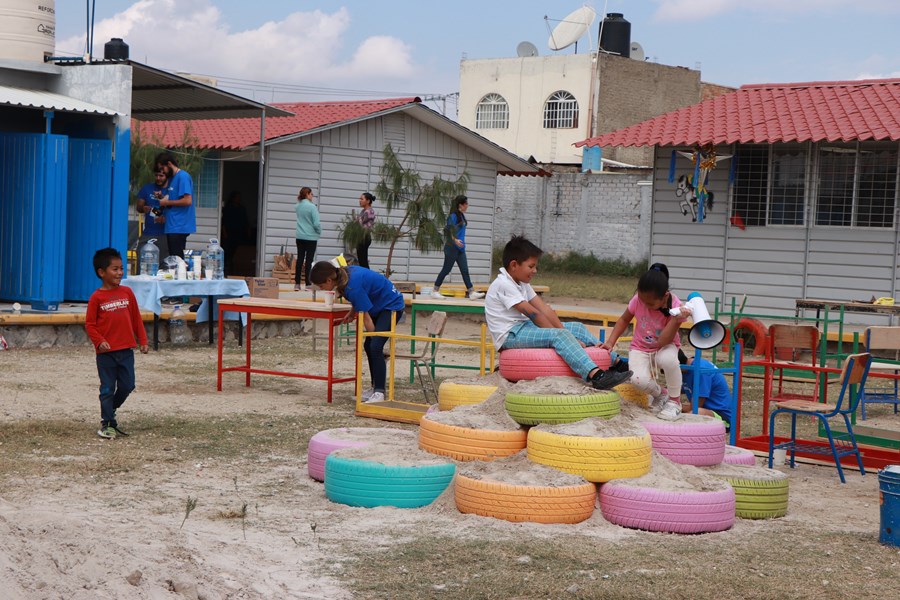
[505, 391, 620, 425]
[324, 452, 456, 509]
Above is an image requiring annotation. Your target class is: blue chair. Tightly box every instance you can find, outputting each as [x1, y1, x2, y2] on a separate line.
[860, 327, 900, 420]
[768, 352, 872, 483]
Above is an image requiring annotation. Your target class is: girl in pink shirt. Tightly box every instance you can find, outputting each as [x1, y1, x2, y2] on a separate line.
[602, 263, 691, 420]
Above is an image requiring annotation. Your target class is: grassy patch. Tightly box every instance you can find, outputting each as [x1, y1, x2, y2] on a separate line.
[536, 272, 636, 304]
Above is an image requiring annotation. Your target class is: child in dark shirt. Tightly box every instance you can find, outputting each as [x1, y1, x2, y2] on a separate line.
[85, 248, 149, 439]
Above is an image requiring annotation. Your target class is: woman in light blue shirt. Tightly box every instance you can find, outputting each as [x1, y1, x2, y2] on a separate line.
[295, 187, 322, 290]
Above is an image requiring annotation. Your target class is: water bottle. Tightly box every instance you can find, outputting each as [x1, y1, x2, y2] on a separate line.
[139, 239, 160, 276]
[169, 305, 189, 345]
[206, 238, 225, 280]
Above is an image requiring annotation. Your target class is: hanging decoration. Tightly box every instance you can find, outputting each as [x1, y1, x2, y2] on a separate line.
[673, 143, 732, 223]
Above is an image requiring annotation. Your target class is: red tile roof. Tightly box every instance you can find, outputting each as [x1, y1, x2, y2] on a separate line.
[135, 97, 421, 150]
[577, 79, 900, 148]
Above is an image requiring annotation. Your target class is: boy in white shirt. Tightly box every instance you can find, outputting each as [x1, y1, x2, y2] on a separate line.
[486, 236, 632, 390]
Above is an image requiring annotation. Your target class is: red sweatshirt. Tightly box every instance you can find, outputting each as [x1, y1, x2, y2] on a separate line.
[85, 286, 148, 352]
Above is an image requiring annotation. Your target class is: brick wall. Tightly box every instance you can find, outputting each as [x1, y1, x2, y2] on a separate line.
[495, 172, 652, 262]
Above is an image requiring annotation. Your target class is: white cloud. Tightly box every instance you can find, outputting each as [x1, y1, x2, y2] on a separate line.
[56, 0, 420, 99]
[652, 0, 900, 22]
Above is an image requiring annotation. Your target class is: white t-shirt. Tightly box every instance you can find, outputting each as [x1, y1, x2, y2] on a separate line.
[485, 267, 537, 350]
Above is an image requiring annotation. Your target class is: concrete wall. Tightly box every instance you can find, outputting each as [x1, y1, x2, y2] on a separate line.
[495, 172, 652, 263]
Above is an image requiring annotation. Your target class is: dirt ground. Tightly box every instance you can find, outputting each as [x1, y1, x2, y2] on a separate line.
[1, 312, 899, 600]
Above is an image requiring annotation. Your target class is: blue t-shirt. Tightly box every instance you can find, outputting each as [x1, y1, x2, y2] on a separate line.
[447, 213, 467, 249]
[343, 266, 405, 315]
[681, 358, 733, 427]
[137, 182, 166, 236]
[163, 169, 196, 234]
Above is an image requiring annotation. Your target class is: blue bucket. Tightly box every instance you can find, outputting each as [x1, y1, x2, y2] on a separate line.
[880, 465, 900, 547]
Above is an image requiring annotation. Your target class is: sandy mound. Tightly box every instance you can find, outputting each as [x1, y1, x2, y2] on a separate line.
[701, 462, 788, 482]
[508, 376, 595, 395]
[536, 415, 648, 438]
[442, 371, 508, 387]
[608, 452, 731, 492]
[640, 411, 720, 424]
[458, 451, 588, 487]
[425, 389, 521, 430]
[319, 427, 416, 443]
[332, 438, 454, 467]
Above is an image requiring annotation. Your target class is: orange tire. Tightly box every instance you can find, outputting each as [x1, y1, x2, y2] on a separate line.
[454, 473, 595, 524]
[418, 417, 526, 461]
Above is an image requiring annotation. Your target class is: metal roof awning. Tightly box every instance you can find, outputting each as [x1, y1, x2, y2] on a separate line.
[0, 85, 120, 116]
[127, 61, 293, 121]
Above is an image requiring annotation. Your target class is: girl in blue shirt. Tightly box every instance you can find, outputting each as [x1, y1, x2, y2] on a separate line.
[431, 195, 485, 300]
[310, 262, 405, 404]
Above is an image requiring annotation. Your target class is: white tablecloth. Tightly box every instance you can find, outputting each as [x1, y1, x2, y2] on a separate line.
[122, 277, 250, 322]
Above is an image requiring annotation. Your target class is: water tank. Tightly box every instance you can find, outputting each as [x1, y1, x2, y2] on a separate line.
[104, 37, 129, 60]
[599, 13, 631, 58]
[0, 0, 56, 63]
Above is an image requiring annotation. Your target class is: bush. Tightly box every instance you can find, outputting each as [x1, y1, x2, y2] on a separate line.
[492, 247, 646, 277]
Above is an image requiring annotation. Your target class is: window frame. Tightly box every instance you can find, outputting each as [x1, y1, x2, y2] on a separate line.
[474, 93, 509, 130]
[542, 90, 579, 129]
[731, 143, 809, 228]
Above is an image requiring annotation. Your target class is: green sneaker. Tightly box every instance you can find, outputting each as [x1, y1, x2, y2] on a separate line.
[97, 426, 117, 439]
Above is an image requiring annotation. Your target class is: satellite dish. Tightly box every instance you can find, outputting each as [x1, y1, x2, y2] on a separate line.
[517, 41, 539, 57]
[547, 6, 596, 51]
[630, 42, 645, 61]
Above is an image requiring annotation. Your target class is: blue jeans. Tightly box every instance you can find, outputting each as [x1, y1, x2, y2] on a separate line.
[96, 349, 135, 427]
[434, 244, 473, 290]
[503, 321, 600, 380]
[364, 309, 405, 392]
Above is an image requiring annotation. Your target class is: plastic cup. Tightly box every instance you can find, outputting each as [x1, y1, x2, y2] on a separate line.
[772, 448, 787, 467]
[205, 268, 213, 280]
[322, 291, 336, 307]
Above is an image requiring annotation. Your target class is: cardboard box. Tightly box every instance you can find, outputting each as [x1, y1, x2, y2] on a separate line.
[228, 276, 280, 299]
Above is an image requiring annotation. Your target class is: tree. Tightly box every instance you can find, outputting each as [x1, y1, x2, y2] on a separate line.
[130, 121, 206, 210]
[339, 144, 469, 277]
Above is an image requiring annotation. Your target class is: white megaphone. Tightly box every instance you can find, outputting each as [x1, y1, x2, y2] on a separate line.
[670, 292, 726, 350]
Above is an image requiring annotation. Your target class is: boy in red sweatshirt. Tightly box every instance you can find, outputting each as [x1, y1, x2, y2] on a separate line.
[85, 248, 149, 439]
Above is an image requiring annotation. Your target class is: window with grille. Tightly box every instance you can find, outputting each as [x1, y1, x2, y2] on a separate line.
[475, 93, 509, 129]
[543, 91, 579, 129]
[816, 142, 897, 228]
[195, 154, 220, 209]
[732, 144, 807, 227]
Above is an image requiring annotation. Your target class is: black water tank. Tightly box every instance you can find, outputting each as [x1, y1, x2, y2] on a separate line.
[599, 13, 631, 57]
[104, 38, 129, 61]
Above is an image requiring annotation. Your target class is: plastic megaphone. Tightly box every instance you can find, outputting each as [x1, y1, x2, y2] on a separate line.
[670, 292, 726, 350]
[329, 254, 348, 268]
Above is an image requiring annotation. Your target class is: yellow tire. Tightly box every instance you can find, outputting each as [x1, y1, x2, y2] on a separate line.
[419, 416, 526, 461]
[454, 473, 595, 524]
[438, 381, 499, 411]
[615, 383, 651, 408]
[527, 427, 652, 483]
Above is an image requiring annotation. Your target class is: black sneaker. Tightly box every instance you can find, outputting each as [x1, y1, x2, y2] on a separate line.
[112, 426, 130, 437]
[610, 358, 631, 373]
[590, 369, 633, 390]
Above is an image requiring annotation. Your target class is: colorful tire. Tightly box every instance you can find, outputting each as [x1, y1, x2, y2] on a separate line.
[499, 347, 611, 382]
[454, 473, 595, 524]
[615, 383, 651, 408]
[438, 381, 499, 411]
[324, 449, 455, 508]
[527, 427, 652, 483]
[505, 390, 620, 425]
[307, 427, 415, 481]
[722, 445, 757, 466]
[641, 419, 726, 466]
[702, 464, 789, 519]
[418, 416, 526, 461]
[599, 480, 736, 533]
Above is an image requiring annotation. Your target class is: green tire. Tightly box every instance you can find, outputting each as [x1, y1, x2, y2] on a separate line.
[505, 391, 620, 425]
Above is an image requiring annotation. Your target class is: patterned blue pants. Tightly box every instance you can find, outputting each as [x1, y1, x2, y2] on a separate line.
[502, 321, 599, 380]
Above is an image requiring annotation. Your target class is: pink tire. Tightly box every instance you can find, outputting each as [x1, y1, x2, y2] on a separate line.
[599, 481, 736, 534]
[722, 445, 757, 466]
[499, 347, 611, 382]
[307, 427, 415, 481]
[641, 419, 727, 466]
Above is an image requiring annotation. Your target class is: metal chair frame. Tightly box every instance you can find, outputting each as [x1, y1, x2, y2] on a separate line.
[860, 326, 900, 420]
[390, 311, 448, 404]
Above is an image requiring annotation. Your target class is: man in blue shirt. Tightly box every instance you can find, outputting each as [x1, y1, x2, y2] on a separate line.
[135, 169, 170, 259]
[155, 152, 196, 259]
[679, 349, 733, 430]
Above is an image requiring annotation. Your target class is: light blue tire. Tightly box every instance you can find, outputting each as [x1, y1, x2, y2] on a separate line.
[324, 452, 456, 509]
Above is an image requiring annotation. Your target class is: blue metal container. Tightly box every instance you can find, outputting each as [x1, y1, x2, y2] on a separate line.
[880, 466, 900, 547]
[581, 146, 602, 173]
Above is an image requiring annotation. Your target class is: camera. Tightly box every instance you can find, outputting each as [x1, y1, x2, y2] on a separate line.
[150, 207, 163, 217]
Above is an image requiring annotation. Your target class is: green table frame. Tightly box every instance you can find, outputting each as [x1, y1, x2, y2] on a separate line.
[408, 298, 486, 382]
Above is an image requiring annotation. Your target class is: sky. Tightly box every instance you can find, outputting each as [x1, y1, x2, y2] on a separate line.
[54, 0, 900, 115]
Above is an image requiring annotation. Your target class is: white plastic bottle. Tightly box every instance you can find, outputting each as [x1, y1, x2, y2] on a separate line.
[169, 305, 189, 345]
[206, 238, 225, 280]
[139, 239, 160, 276]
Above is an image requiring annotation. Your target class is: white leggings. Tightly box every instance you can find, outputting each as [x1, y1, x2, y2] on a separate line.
[627, 344, 682, 399]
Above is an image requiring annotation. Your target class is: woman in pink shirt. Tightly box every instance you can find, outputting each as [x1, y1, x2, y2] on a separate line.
[602, 263, 691, 421]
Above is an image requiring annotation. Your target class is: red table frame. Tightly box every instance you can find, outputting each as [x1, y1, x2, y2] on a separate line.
[216, 298, 356, 403]
[738, 357, 898, 469]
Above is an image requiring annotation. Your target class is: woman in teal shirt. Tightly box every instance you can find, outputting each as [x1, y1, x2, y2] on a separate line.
[295, 187, 322, 290]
